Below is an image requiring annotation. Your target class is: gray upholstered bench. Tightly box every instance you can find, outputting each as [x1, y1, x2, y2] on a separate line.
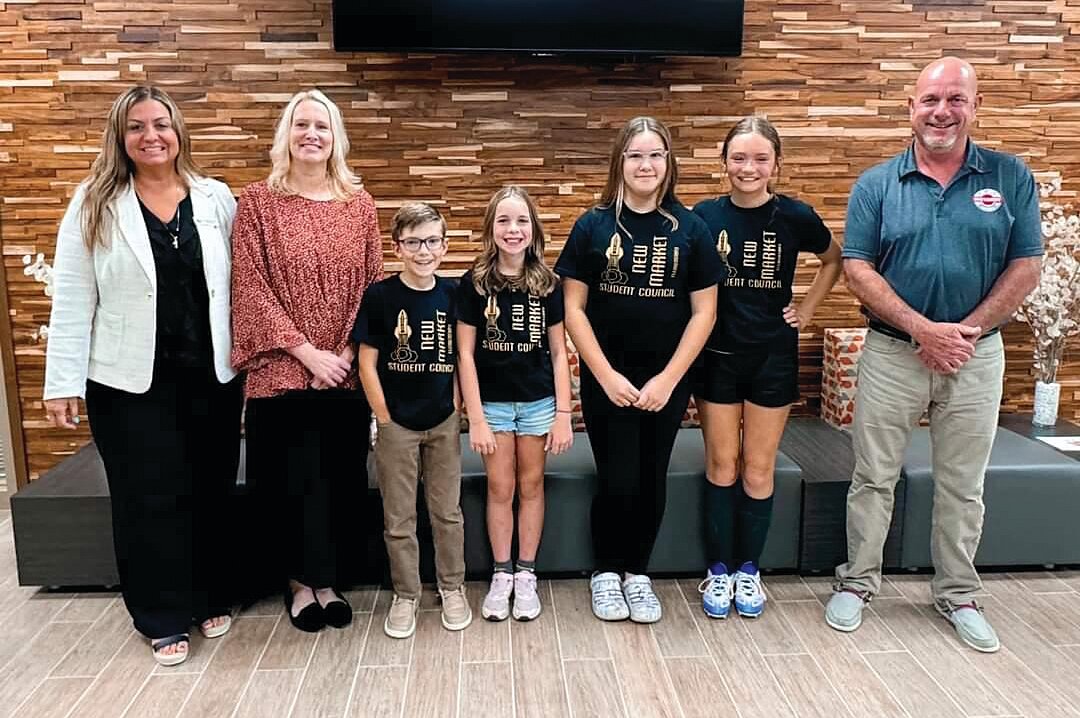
[648, 429, 802, 572]
[460, 436, 597, 574]
[10, 443, 119, 587]
[460, 427, 803, 576]
[10, 442, 250, 588]
[899, 426, 1080, 568]
[779, 417, 904, 572]
[16, 427, 803, 588]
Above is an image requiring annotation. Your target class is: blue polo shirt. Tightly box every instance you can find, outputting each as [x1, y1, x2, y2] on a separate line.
[842, 141, 1042, 323]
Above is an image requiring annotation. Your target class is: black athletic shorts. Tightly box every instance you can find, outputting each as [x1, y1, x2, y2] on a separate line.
[695, 337, 799, 408]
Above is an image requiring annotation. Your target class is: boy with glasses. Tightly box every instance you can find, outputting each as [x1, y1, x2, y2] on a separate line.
[353, 202, 471, 638]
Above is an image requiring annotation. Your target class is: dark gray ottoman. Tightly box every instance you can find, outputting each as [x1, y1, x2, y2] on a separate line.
[460, 427, 801, 577]
[460, 436, 597, 575]
[779, 417, 904, 572]
[11, 443, 119, 587]
[648, 429, 802, 573]
[899, 426, 1080, 568]
[11, 441, 253, 588]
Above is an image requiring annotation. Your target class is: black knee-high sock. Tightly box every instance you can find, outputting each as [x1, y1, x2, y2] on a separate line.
[735, 483, 774, 570]
[704, 482, 736, 572]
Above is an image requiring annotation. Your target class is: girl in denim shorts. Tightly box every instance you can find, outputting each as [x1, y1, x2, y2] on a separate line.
[457, 185, 574, 621]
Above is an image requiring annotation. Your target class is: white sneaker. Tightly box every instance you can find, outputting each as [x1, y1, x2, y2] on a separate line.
[481, 572, 514, 621]
[623, 574, 662, 623]
[733, 568, 766, 618]
[512, 571, 542, 621]
[590, 572, 629, 621]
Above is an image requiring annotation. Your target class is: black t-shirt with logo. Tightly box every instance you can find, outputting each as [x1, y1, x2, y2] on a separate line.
[555, 201, 723, 383]
[692, 194, 832, 351]
[351, 275, 457, 431]
[456, 270, 564, 403]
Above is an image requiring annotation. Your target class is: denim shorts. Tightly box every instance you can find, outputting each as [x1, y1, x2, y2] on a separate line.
[481, 396, 556, 435]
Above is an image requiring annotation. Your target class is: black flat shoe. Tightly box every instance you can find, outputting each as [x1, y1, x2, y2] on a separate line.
[322, 589, 353, 629]
[285, 590, 325, 633]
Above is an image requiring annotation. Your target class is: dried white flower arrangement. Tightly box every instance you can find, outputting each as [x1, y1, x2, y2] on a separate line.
[1013, 173, 1080, 383]
[23, 253, 53, 342]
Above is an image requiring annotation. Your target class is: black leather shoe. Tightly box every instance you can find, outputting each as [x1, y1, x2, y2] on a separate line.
[322, 589, 353, 629]
[285, 590, 325, 633]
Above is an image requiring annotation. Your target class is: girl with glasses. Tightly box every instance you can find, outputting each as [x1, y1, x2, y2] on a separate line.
[556, 117, 722, 623]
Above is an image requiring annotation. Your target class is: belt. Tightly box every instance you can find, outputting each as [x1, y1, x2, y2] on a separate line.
[867, 319, 999, 345]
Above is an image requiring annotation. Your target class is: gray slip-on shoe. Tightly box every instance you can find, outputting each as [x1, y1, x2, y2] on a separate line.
[935, 600, 1000, 653]
[825, 588, 870, 632]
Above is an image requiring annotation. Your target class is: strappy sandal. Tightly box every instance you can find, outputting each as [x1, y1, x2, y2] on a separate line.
[151, 633, 190, 667]
[199, 614, 232, 639]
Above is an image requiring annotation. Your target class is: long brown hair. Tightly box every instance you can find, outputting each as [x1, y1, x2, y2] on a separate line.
[80, 86, 202, 249]
[598, 116, 680, 234]
[469, 186, 557, 297]
[721, 115, 783, 194]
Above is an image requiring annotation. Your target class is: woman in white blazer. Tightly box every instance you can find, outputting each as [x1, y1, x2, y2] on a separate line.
[43, 86, 243, 667]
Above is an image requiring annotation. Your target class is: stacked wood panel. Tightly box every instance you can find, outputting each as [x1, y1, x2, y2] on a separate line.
[2, 0, 1079, 482]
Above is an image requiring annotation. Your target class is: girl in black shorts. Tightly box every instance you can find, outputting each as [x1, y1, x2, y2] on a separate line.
[556, 116, 721, 623]
[692, 116, 841, 619]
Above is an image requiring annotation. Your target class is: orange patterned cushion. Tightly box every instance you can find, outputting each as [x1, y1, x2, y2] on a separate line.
[820, 328, 867, 431]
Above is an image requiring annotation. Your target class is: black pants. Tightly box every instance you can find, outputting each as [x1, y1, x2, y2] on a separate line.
[245, 389, 369, 589]
[86, 367, 243, 640]
[581, 369, 690, 576]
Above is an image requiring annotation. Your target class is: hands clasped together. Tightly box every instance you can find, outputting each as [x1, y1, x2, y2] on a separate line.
[599, 370, 676, 413]
[912, 321, 983, 375]
[295, 343, 355, 390]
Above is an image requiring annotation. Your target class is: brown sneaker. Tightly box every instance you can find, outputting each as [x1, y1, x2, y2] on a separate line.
[439, 586, 472, 631]
[384, 595, 418, 639]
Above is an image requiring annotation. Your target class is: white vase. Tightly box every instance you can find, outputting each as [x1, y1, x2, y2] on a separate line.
[1033, 380, 1061, 428]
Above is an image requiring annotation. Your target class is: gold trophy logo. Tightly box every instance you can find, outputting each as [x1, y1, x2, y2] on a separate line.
[601, 231, 629, 285]
[717, 229, 737, 278]
[391, 309, 419, 363]
[484, 295, 507, 342]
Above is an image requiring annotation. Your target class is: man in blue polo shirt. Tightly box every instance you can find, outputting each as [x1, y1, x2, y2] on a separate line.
[825, 57, 1042, 653]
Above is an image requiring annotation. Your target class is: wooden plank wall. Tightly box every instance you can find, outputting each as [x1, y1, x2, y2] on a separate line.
[2, 0, 1079, 480]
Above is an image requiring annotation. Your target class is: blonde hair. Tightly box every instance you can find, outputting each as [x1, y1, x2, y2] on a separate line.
[267, 89, 362, 200]
[598, 116, 680, 235]
[469, 186, 557, 298]
[390, 201, 446, 243]
[80, 86, 203, 249]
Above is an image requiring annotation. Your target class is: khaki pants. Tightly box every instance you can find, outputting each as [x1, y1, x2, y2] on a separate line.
[835, 330, 1004, 605]
[375, 412, 464, 600]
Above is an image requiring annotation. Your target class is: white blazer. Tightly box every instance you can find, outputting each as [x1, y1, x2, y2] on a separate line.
[44, 176, 238, 400]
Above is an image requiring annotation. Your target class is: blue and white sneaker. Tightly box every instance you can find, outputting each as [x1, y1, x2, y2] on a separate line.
[698, 563, 733, 619]
[733, 562, 766, 618]
[590, 572, 630, 621]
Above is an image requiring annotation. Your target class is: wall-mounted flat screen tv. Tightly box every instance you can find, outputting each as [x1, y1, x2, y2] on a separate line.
[332, 0, 744, 57]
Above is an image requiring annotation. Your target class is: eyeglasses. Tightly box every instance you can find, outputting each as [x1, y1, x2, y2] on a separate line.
[396, 236, 446, 252]
[623, 149, 669, 165]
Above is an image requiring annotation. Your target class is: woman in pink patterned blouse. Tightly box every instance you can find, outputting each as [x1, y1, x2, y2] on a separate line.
[231, 89, 383, 633]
